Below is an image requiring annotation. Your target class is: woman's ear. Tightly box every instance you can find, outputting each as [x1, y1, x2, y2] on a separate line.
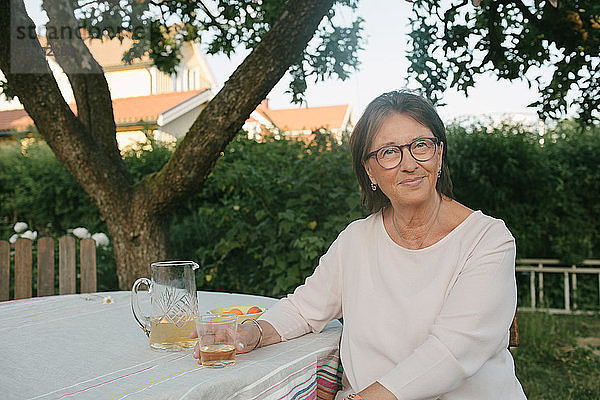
[436, 141, 444, 170]
[363, 161, 376, 186]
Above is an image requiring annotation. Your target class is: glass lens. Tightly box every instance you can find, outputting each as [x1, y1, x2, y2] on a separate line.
[410, 138, 436, 161]
[377, 146, 402, 169]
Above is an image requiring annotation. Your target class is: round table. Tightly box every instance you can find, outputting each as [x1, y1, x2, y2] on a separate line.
[0, 291, 342, 400]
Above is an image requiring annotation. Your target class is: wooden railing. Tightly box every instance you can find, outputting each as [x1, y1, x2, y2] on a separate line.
[0, 236, 96, 301]
[516, 258, 600, 314]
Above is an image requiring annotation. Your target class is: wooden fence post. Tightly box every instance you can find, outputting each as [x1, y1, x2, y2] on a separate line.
[37, 237, 55, 297]
[59, 236, 76, 295]
[0, 240, 9, 301]
[1, 236, 99, 301]
[80, 238, 96, 293]
[14, 238, 32, 299]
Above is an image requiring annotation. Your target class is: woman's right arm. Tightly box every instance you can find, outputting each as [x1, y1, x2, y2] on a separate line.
[258, 234, 344, 342]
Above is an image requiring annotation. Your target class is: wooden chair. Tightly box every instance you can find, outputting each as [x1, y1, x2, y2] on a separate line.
[0, 236, 96, 301]
[509, 312, 519, 347]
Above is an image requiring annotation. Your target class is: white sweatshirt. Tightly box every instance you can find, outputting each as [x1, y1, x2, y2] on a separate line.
[260, 210, 527, 399]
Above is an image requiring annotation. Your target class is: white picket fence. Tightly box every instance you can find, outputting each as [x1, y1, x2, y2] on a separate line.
[516, 259, 600, 314]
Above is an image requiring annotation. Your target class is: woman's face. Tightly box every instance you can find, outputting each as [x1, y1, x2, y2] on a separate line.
[364, 113, 443, 206]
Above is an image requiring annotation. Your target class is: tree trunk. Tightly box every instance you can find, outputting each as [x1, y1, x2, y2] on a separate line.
[102, 199, 170, 289]
[0, 0, 337, 290]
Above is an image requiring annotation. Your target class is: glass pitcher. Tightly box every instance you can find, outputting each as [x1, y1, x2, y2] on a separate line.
[131, 261, 199, 350]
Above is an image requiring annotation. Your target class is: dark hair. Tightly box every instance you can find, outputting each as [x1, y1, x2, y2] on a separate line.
[349, 90, 453, 213]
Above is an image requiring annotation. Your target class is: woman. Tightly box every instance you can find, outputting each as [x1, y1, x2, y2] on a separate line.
[193, 91, 527, 399]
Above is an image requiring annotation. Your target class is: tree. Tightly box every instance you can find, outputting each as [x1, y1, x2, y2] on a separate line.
[406, 0, 600, 124]
[0, 0, 363, 288]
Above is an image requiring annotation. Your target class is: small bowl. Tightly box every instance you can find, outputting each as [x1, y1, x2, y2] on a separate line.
[209, 306, 267, 323]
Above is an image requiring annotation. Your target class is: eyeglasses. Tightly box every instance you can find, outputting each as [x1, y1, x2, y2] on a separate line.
[366, 137, 439, 170]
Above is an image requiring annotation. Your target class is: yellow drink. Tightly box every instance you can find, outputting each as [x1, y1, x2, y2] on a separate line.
[149, 318, 197, 350]
[200, 344, 236, 367]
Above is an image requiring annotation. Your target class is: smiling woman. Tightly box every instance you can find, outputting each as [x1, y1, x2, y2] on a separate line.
[207, 90, 527, 400]
[351, 92, 461, 250]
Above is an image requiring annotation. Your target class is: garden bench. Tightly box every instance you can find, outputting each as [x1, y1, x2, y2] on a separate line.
[0, 236, 96, 301]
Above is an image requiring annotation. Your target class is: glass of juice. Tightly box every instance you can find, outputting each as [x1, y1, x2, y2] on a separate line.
[195, 313, 238, 368]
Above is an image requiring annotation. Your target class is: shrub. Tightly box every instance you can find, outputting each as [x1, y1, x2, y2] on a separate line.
[169, 132, 363, 297]
[1, 122, 599, 300]
[0, 141, 103, 238]
[447, 121, 600, 261]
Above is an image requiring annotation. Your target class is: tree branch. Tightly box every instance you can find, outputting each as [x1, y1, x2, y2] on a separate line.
[511, 0, 538, 24]
[145, 0, 336, 213]
[0, 0, 133, 210]
[443, 0, 468, 39]
[198, 0, 231, 45]
[198, 0, 219, 25]
[42, 0, 121, 161]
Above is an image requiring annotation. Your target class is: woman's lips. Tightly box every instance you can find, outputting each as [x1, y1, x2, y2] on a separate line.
[399, 176, 424, 187]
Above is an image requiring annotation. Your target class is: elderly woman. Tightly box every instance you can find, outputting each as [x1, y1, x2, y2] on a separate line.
[194, 91, 527, 399]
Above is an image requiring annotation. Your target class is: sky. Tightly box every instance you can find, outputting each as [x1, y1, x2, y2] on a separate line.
[21, 0, 542, 122]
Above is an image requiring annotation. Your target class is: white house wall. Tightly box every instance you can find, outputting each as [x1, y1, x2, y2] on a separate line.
[106, 69, 152, 99]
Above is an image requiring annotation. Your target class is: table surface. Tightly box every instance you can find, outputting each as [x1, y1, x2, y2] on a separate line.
[0, 291, 342, 400]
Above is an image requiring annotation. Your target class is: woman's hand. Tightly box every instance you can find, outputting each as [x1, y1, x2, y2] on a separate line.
[234, 322, 262, 354]
[191, 322, 261, 361]
[347, 382, 397, 400]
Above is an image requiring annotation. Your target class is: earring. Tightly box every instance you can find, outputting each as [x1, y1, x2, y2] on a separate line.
[371, 182, 377, 191]
[437, 170, 441, 178]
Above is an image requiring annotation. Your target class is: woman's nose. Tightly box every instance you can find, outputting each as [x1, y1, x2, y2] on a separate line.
[398, 148, 418, 171]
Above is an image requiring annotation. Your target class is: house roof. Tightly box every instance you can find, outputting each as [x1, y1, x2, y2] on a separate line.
[249, 103, 351, 132]
[0, 109, 30, 134]
[112, 90, 207, 124]
[86, 36, 152, 68]
[37, 33, 151, 69]
[0, 90, 209, 133]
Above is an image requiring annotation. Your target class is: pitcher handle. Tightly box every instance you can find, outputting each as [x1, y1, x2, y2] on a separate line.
[131, 278, 152, 337]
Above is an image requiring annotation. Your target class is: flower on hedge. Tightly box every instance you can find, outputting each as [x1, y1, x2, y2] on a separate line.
[13, 222, 28, 233]
[72, 227, 91, 239]
[9, 234, 18, 244]
[21, 230, 38, 240]
[91, 232, 110, 248]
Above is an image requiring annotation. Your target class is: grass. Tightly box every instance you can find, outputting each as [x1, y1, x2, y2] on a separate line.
[512, 312, 600, 399]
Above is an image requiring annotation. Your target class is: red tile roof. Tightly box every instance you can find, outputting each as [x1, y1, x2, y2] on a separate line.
[251, 102, 350, 132]
[0, 109, 30, 133]
[0, 90, 207, 132]
[111, 90, 205, 123]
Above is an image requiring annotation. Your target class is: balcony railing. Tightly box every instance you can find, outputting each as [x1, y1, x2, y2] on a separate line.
[516, 259, 600, 314]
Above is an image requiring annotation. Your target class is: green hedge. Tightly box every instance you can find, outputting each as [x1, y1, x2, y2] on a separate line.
[1, 122, 599, 300]
[448, 120, 600, 262]
[169, 132, 363, 296]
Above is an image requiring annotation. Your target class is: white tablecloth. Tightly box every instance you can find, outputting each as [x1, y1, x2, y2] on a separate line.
[0, 291, 342, 400]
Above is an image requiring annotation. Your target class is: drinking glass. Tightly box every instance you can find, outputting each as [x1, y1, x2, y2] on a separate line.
[195, 313, 238, 368]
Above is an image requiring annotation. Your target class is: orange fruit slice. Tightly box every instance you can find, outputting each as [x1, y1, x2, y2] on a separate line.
[247, 306, 263, 314]
[228, 308, 243, 315]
